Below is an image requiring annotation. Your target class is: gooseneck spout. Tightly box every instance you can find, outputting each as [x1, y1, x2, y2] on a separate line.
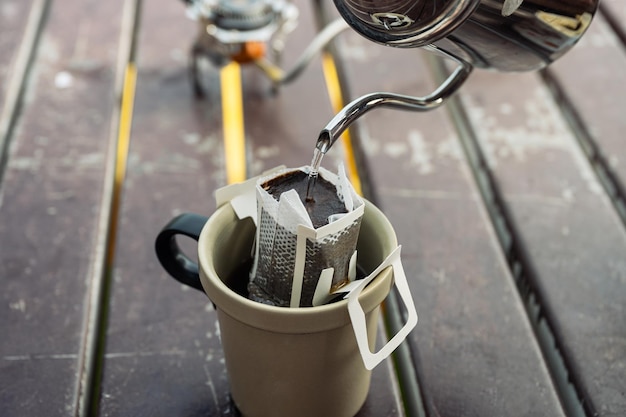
[305, 46, 471, 201]
[314, 45, 472, 157]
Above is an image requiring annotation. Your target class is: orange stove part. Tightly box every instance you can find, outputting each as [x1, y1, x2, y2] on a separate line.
[231, 41, 267, 64]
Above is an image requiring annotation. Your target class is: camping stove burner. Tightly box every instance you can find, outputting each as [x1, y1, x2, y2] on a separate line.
[184, 0, 298, 95]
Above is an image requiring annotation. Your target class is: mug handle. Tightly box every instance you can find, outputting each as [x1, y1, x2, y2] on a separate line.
[155, 213, 208, 292]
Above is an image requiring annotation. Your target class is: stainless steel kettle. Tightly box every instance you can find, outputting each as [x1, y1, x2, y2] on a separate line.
[334, 0, 598, 71]
[311, 0, 599, 160]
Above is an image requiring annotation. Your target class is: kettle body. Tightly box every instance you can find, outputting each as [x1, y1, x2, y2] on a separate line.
[312, 0, 599, 158]
[334, 0, 599, 71]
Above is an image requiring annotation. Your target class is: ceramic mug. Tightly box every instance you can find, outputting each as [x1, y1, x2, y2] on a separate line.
[155, 199, 416, 417]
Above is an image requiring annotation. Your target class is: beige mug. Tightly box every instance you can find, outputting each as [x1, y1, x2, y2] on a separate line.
[155, 195, 417, 417]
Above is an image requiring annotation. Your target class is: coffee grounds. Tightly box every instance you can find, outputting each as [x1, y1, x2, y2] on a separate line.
[262, 170, 347, 228]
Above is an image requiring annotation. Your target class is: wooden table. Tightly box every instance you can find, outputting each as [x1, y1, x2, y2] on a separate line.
[1, 0, 624, 416]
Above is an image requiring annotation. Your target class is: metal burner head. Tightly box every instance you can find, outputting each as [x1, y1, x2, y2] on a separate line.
[210, 0, 276, 31]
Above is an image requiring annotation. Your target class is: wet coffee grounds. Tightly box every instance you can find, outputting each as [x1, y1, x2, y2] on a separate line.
[262, 170, 347, 228]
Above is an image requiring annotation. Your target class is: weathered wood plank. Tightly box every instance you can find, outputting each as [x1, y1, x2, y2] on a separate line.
[458, 60, 626, 416]
[98, 0, 404, 415]
[601, 0, 626, 36]
[544, 14, 626, 211]
[0, 0, 35, 110]
[97, 1, 226, 415]
[0, 0, 124, 415]
[240, 1, 340, 177]
[336, 31, 565, 417]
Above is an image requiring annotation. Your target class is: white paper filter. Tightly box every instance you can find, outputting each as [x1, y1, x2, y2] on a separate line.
[248, 165, 364, 307]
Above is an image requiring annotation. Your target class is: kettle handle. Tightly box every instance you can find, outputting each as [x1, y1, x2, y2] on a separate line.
[315, 46, 473, 154]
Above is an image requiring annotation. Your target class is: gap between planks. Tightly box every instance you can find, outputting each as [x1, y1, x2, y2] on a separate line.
[73, 0, 142, 416]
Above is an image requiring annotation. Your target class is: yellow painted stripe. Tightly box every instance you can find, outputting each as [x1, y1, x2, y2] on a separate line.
[114, 64, 136, 188]
[107, 63, 137, 265]
[321, 52, 363, 196]
[220, 62, 246, 184]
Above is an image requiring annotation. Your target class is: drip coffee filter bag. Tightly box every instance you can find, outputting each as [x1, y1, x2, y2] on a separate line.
[248, 165, 364, 307]
[210, 164, 418, 370]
